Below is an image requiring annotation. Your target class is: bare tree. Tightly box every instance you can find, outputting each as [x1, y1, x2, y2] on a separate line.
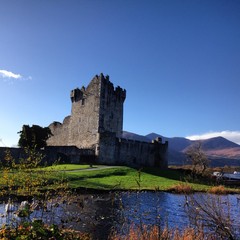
[185, 194, 236, 240]
[185, 142, 209, 175]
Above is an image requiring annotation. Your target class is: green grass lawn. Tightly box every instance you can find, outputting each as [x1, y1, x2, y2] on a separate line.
[39, 164, 92, 171]
[1, 164, 237, 193]
[50, 164, 212, 191]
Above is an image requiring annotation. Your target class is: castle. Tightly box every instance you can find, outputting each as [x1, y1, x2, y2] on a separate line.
[47, 74, 168, 168]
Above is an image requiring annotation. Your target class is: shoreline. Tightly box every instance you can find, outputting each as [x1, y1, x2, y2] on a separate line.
[0, 185, 239, 202]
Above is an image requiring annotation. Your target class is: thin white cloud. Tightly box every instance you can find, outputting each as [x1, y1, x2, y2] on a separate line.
[0, 70, 22, 79]
[0, 69, 32, 84]
[186, 131, 240, 145]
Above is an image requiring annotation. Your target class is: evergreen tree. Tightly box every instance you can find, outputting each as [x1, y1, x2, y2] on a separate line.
[18, 124, 52, 149]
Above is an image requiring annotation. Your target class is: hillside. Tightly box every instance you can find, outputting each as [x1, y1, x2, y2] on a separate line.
[122, 131, 150, 142]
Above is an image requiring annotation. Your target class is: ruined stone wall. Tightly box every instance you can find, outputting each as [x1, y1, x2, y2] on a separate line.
[99, 75, 126, 137]
[47, 116, 71, 146]
[47, 75, 101, 148]
[97, 133, 168, 168]
[46, 73, 168, 168]
[47, 73, 126, 150]
[68, 76, 101, 148]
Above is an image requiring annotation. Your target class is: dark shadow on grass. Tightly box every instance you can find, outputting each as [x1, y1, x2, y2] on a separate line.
[68, 169, 128, 182]
[141, 167, 214, 186]
[140, 167, 183, 181]
[75, 180, 116, 190]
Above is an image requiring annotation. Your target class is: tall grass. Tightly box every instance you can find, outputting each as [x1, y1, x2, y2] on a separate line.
[168, 183, 193, 194]
[109, 225, 217, 240]
[208, 185, 228, 194]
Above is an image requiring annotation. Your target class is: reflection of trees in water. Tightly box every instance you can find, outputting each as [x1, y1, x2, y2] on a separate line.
[64, 193, 116, 239]
[2, 192, 240, 239]
[0, 193, 120, 240]
[112, 192, 240, 239]
[46, 192, 119, 240]
[38, 193, 119, 239]
[185, 193, 240, 239]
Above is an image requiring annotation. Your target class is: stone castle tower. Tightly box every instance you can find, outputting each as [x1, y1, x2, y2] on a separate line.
[47, 73, 168, 168]
[47, 74, 126, 150]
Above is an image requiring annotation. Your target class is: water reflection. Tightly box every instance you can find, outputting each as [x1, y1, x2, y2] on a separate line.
[1, 192, 240, 239]
[0, 193, 118, 239]
[116, 192, 188, 229]
[115, 192, 240, 237]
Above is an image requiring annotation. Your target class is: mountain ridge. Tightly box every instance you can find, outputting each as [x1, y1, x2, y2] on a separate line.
[122, 131, 240, 166]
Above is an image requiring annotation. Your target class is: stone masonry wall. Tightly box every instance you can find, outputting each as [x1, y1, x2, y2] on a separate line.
[0, 147, 95, 166]
[122, 138, 167, 168]
[47, 116, 71, 146]
[0, 147, 24, 163]
[96, 132, 117, 164]
[46, 73, 168, 168]
[99, 75, 126, 137]
[44, 146, 95, 164]
[68, 76, 101, 148]
[97, 133, 168, 168]
[47, 74, 126, 150]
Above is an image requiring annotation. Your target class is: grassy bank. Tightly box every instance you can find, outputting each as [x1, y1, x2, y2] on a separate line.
[0, 164, 239, 239]
[1, 164, 239, 193]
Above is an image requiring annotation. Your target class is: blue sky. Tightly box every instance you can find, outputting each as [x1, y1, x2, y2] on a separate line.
[0, 0, 240, 147]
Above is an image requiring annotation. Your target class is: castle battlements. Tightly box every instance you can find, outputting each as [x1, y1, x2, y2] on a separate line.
[47, 74, 168, 168]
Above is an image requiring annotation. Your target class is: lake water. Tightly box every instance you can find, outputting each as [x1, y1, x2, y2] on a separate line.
[1, 192, 240, 239]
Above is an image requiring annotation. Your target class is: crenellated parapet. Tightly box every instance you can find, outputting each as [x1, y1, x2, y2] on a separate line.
[46, 73, 168, 168]
[70, 74, 126, 103]
[97, 73, 126, 103]
[115, 86, 126, 102]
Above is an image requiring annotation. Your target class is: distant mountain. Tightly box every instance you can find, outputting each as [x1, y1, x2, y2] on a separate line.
[200, 136, 240, 151]
[122, 131, 240, 167]
[122, 131, 150, 142]
[122, 131, 187, 165]
[146, 133, 192, 152]
[145, 133, 166, 141]
[181, 137, 240, 160]
[192, 137, 240, 161]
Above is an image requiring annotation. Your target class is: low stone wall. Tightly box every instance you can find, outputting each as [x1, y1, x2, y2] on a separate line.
[0, 147, 24, 163]
[0, 146, 95, 165]
[115, 138, 168, 168]
[44, 146, 95, 164]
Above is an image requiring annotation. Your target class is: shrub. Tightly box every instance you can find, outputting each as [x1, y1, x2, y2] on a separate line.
[168, 183, 193, 194]
[208, 185, 228, 194]
[0, 220, 91, 240]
